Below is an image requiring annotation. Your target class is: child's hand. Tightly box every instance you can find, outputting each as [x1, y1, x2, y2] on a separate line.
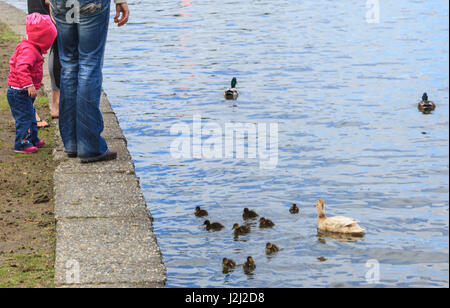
[27, 86, 37, 98]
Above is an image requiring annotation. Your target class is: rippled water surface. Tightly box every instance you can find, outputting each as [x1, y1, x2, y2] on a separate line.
[7, 0, 449, 287]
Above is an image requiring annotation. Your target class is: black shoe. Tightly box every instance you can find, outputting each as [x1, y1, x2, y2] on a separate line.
[66, 152, 77, 158]
[80, 150, 117, 164]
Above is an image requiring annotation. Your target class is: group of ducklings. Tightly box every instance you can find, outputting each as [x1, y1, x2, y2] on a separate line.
[195, 206, 281, 274]
[196, 198, 366, 274]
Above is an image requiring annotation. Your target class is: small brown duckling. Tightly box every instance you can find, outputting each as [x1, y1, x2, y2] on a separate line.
[289, 203, 299, 214]
[259, 217, 275, 228]
[317, 257, 327, 262]
[204, 220, 224, 231]
[243, 256, 256, 273]
[243, 208, 259, 220]
[233, 223, 251, 236]
[195, 206, 208, 217]
[265, 242, 279, 254]
[222, 258, 236, 272]
[418, 93, 436, 114]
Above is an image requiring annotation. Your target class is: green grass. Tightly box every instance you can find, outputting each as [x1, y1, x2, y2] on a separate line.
[34, 96, 50, 109]
[0, 253, 54, 288]
[0, 95, 8, 111]
[0, 29, 20, 42]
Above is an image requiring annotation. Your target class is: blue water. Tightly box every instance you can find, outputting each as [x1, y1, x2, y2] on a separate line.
[6, 0, 449, 287]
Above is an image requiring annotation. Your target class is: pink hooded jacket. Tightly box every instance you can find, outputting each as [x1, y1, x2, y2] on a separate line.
[8, 13, 57, 90]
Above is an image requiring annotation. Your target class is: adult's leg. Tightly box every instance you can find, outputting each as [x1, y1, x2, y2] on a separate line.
[53, 7, 79, 154]
[76, 1, 110, 158]
[48, 43, 60, 118]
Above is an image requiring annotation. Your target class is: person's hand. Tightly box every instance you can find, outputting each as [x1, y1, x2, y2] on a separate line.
[27, 86, 37, 98]
[114, 3, 130, 27]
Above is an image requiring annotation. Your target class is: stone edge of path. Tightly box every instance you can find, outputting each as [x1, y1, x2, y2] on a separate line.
[0, 1, 167, 288]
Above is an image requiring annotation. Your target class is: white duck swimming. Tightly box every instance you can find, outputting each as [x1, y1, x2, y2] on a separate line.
[315, 198, 366, 236]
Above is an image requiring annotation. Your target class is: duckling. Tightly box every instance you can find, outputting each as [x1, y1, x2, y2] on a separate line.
[224, 77, 239, 100]
[195, 206, 208, 217]
[259, 217, 275, 228]
[233, 223, 251, 236]
[243, 256, 256, 273]
[204, 220, 224, 231]
[289, 203, 299, 214]
[265, 242, 279, 254]
[418, 92, 436, 113]
[317, 257, 327, 262]
[315, 198, 366, 236]
[242, 208, 259, 220]
[222, 258, 236, 272]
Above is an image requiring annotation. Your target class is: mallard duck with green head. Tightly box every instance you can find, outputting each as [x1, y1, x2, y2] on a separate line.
[418, 93, 436, 114]
[224, 77, 239, 100]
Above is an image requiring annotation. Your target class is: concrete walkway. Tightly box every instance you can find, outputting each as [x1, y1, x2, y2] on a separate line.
[0, 1, 166, 288]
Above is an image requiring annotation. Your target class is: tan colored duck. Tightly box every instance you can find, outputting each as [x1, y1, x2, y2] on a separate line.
[195, 206, 208, 217]
[259, 217, 275, 228]
[243, 256, 256, 273]
[418, 93, 436, 114]
[204, 220, 224, 231]
[265, 242, 279, 254]
[222, 258, 236, 272]
[315, 198, 366, 236]
[243, 208, 259, 220]
[289, 203, 299, 214]
[233, 223, 251, 236]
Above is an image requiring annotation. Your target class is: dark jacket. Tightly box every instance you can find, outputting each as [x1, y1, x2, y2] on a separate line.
[27, 0, 50, 15]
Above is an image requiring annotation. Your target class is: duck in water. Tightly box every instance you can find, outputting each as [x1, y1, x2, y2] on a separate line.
[195, 206, 208, 217]
[418, 93, 436, 114]
[242, 208, 259, 220]
[289, 203, 299, 214]
[243, 256, 256, 273]
[233, 223, 251, 236]
[259, 217, 275, 228]
[204, 220, 224, 231]
[222, 258, 236, 273]
[315, 198, 365, 236]
[224, 77, 239, 100]
[265, 242, 279, 255]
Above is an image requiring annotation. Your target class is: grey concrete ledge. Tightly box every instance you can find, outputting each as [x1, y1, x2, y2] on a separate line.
[0, 1, 166, 288]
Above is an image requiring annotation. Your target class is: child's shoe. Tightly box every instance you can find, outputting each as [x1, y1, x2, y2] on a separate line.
[36, 140, 46, 148]
[14, 145, 38, 154]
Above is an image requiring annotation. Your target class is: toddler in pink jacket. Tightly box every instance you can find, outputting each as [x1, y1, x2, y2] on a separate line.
[7, 12, 57, 154]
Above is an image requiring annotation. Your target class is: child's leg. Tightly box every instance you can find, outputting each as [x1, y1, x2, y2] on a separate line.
[7, 88, 36, 151]
[30, 98, 41, 146]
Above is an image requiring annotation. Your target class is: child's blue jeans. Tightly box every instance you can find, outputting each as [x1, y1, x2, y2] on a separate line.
[7, 87, 40, 151]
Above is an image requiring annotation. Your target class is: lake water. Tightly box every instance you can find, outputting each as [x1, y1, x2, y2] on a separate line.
[6, 0, 449, 287]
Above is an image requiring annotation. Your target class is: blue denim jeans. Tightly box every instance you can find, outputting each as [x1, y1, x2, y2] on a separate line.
[50, 0, 109, 158]
[7, 88, 39, 151]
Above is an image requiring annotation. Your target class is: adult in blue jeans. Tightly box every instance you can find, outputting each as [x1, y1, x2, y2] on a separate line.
[49, 0, 129, 162]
